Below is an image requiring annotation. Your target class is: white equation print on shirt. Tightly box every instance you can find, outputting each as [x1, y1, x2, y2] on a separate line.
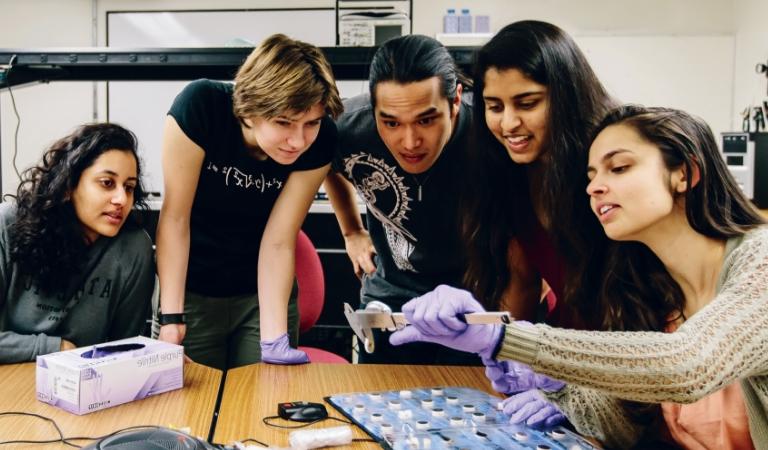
[205, 162, 283, 192]
[343, 153, 418, 272]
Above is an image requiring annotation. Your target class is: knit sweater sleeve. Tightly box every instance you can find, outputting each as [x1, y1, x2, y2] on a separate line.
[497, 226, 768, 405]
[543, 385, 648, 448]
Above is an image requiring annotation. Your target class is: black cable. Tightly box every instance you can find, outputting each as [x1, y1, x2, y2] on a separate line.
[239, 437, 269, 447]
[4, 54, 22, 181]
[64, 424, 166, 445]
[0, 413, 200, 449]
[0, 411, 80, 448]
[262, 415, 352, 429]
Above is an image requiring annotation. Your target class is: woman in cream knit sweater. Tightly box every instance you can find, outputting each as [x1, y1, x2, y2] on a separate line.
[390, 105, 768, 449]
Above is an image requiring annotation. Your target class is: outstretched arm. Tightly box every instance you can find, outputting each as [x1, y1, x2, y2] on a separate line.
[258, 164, 330, 364]
[156, 116, 204, 345]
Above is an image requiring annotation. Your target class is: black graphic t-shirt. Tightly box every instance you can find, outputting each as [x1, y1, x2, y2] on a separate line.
[332, 93, 471, 309]
[169, 79, 336, 296]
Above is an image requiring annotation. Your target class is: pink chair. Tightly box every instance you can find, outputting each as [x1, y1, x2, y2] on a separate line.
[295, 230, 349, 364]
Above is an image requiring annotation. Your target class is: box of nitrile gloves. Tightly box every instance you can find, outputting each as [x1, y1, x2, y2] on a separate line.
[35, 336, 183, 415]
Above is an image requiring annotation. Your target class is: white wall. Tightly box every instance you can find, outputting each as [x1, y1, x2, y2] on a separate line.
[733, 0, 768, 131]
[0, 0, 94, 196]
[413, 0, 734, 37]
[0, 0, 757, 197]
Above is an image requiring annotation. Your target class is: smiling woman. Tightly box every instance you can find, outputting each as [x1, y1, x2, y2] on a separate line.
[0, 123, 155, 364]
[462, 20, 616, 325]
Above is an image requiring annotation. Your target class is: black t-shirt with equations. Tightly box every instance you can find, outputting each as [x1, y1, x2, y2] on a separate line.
[168, 79, 336, 297]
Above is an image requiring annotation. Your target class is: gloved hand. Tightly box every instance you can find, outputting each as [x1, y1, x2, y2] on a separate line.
[388, 285, 503, 360]
[260, 333, 309, 365]
[483, 357, 565, 395]
[501, 389, 566, 429]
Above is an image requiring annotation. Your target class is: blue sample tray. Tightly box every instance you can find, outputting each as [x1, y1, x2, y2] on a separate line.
[326, 386, 597, 449]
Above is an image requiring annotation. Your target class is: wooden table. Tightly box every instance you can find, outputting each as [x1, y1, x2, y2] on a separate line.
[0, 362, 222, 449]
[213, 363, 494, 448]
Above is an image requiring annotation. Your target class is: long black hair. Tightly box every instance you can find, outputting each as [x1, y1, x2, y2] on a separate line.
[8, 123, 147, 294]
[462, 20, 615, 311]
[368, 34, 471, 111]
[591, 105, 766, 332]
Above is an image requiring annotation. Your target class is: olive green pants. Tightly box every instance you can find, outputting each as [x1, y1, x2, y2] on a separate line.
[181, 282, 299, 370]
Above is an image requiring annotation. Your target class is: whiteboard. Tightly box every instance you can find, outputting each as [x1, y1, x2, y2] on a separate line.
[107, 9, 337, 195]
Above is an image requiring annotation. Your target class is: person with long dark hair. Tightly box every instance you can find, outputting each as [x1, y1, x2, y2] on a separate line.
[390, 105, 768, 449]
[324, 34, 477, 364]
[0, 123, 155, 363]
[463, 20, 615, 324]
[155, 34, 342, 369]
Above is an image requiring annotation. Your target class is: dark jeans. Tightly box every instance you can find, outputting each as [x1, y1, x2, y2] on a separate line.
[181, 282, 299, 370]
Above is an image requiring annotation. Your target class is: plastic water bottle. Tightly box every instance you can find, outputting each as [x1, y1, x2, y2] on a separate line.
[443, 9, 458, 34]
[475, 15, 490, 33]
[458, 9, 472, 33]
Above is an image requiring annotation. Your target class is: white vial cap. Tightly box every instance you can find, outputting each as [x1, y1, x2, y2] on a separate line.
[550, 429, 567, 440]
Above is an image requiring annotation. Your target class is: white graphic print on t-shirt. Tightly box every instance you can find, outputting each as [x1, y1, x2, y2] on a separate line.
[205, 162, 283, 192]
[343, 153, 418, 272]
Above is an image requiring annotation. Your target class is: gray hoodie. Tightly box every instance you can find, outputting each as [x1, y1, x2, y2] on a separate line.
[0, 203, 154, 363]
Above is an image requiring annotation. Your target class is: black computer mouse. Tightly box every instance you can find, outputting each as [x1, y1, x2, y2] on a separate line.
[278, 401, 329, 422]
[81, 426, 218, 450]
[291, 404, 328, 422]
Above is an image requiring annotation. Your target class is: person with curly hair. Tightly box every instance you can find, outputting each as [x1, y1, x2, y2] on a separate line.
[156, 34, 343, 369]
[0, 123, 155, 364]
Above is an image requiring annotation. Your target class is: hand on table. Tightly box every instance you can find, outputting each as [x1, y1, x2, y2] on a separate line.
[482, 356, 565, 395]
[388, 285, 503, 360]
[500, 389, 566, 428]
[261, 333, 309, 365]
[158, 323, 186, 345]
[60, 339, 77, 351]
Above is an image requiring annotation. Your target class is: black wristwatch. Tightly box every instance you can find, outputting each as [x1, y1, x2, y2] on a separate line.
[158, 313, 186, 326]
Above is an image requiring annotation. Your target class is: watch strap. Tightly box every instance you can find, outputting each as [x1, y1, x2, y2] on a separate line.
[158, 313, 186, 326]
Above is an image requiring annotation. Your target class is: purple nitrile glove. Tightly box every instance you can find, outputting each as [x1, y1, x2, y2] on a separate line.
[388, 285, 503, 360]
[482, 357, 565, 395]
[501, 389, 566, 429]
[260, 333, 309, 365]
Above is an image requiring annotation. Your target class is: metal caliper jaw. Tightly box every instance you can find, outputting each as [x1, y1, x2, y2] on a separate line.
[343, 301, 512, 354]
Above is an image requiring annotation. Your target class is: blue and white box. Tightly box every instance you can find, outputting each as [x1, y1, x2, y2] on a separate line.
[35, 336, 184, 415]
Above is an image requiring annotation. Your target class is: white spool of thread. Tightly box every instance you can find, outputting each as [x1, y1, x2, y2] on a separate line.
[287, 425, 353, 450]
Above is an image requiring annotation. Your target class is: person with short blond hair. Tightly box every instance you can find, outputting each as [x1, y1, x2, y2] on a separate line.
[156, 33, 342, 369]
